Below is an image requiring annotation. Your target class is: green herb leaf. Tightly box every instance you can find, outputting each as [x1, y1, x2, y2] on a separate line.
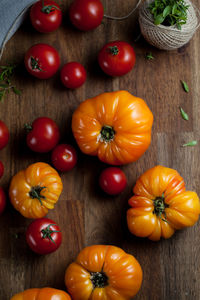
[146, 52, 154, 60]
[163, 5, 171, 17]
[179, 107, 189, 120]
[12, 87, 21, 95]
[181, 80, 189, 92]
[0, 83, 9, 88]
[155, 14, 165, 25]
[0, 64, 20, 102]
[149, 0, 189, 29]
[182, 140, 197, 147]
[172, 4, 177, 14]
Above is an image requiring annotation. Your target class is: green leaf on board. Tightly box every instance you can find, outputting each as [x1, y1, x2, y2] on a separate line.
[181, 80, 189, 92]
[182, 141, 197, 147]
[179, 107, 189, 120]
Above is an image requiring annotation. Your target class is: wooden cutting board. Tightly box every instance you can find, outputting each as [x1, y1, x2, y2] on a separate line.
[0, 1, 199, 299]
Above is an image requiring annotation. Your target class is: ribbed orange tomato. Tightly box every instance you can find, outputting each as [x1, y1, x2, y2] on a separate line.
[127, 166, 200, 241]
[65, 245, 143, 300]
[10, 287, 71, 300]
[72, 90, 153, 165]
[9, 162, 63, 219]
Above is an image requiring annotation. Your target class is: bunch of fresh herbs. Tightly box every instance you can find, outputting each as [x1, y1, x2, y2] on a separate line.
[0, 64, 21, 102]
[149, 0, 189, 29]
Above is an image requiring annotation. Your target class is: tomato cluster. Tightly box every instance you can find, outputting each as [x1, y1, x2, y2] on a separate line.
[25, 0, 136, 88]
[3, 0, 200, 299]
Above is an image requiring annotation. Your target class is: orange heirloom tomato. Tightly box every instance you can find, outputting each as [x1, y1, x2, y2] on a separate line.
[127, 166, 200, 241]
[65, 245, 143, 300]
[10, 287, 71, 300]
[9, 162, 63, 219]
[72, 90, 153, 165]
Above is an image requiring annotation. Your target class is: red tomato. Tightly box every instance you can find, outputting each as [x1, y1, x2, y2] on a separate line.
[0, 187, 6, 215]
[0, 120, 9, 150]
[69, 0, 104, 31]
[30, 0, 62, 33]
[26, 218, 62, 255]
[25, 117, 60, 153]
[99, 167, 127, 195]
[51, 144, 77, 172]
[0, 161, 4, 179]
[24, 43, 60, 79]
[98, 41, 136, 76]
[60, 62, 86, 89]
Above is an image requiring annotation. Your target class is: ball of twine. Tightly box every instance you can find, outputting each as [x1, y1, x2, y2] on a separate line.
[139, 0, 200, 50]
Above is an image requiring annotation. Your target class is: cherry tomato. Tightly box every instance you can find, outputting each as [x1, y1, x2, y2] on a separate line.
[51, 144, 77, 172]
[0, 120, 9, 150]
[24, 43, 60, 79]
[30, 0, 62, 33]
[0, 187, 6, 215]
[69, 0, 104, 31]
[25, 117, 60, 153]
[26, 218, 62, 255]
[99, 167, 127, 195]
[98, 41, 136, 76]
[0, 161, 4, 179]
[60, 62, 86, 89]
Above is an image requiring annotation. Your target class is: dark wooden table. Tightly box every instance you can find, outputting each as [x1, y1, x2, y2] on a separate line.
[0, 1, 200, 299]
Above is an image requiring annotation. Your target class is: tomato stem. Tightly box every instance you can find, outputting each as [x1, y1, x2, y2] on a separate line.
[153, 193, 169, 223]
[24, 123, 32, 132]
[41, 224, 60, 245]
[90, 272, 108, 288]
[108, 46, 119, 55]
[30, 57, 43, 72]
[29, 186, 46, 206]
[41, 5, 60, 14]
[100, 125, 115, 142]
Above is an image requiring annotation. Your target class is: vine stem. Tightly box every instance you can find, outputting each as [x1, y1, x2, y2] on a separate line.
[103, 0, 142, 20]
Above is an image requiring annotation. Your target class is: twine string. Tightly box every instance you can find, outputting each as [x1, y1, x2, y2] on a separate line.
[104, 0, 142, 20]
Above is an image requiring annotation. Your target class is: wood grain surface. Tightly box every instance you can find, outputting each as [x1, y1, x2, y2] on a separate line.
[0, 0, 200, 299]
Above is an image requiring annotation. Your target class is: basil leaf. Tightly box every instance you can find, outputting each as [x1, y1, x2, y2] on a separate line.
[163, 6, 171, 17]
[12, 87, 21, 95]
[154, 14, 165, 25]
[182, 141, 197, 147]
[172, 4, 177, 14]
[0, 83, 9, 88]
[179, 107, 189, 120]
[181, 80, 189, 92]
[146, 53, 154, 60]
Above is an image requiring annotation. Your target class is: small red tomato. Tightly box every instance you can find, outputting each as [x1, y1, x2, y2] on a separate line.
[26, 218, 62, 255]
[24, 43, 60, 79]
[0, 187, 6, 215]
[60, 62, 86, 89]
[51, 144, 77, 172]
[0, 120, 9, 150]
[69, 0, 104, 31]
[25, 117, 60, 153]
[98, 41, 136, 76]
[99, 167, 127, 195]
[0, 161, 4, 178]
[30, 0, 62, 33]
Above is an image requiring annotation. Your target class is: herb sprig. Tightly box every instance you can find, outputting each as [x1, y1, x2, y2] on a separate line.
[149, 0, 189, 30]
[0, 64, 21, 102]
[146, 52, 154, 60]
